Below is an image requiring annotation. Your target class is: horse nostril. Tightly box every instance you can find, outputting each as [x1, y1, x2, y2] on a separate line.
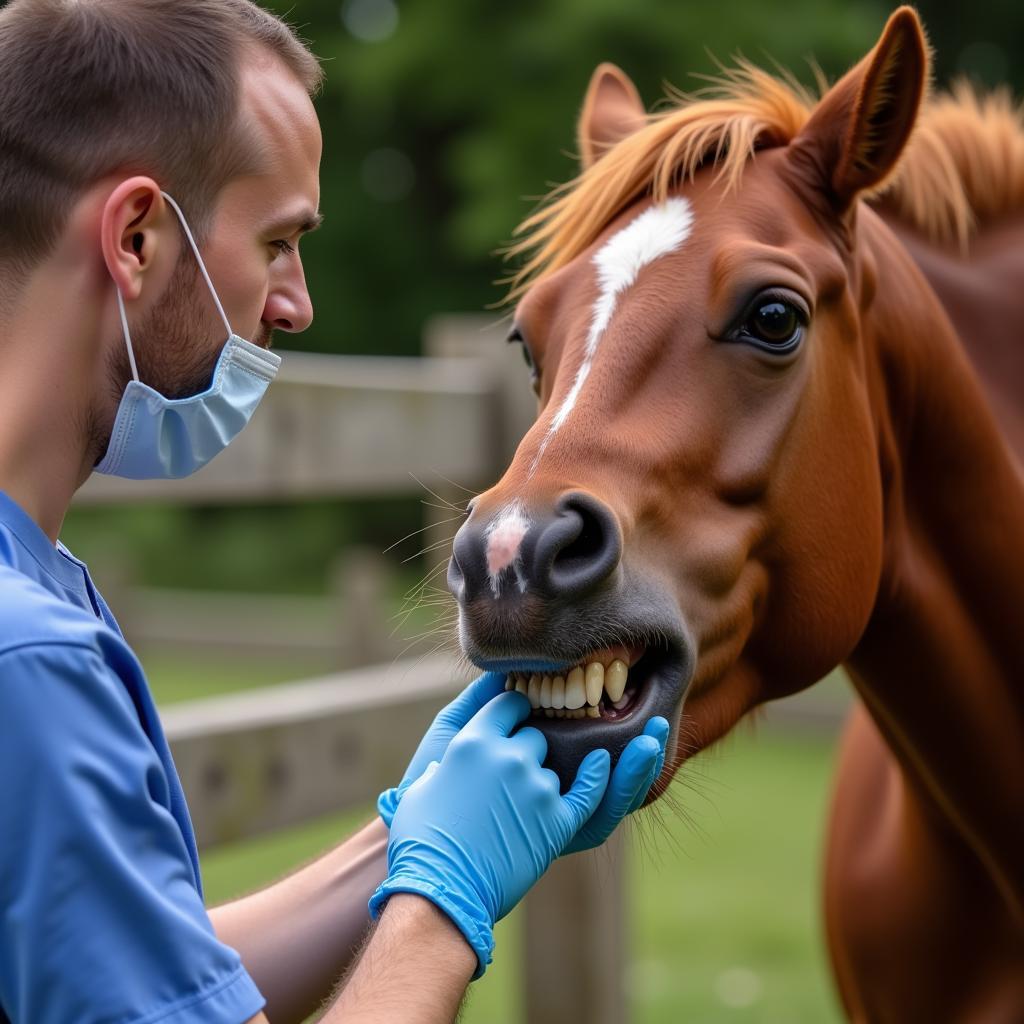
[536, 492, 621, 598]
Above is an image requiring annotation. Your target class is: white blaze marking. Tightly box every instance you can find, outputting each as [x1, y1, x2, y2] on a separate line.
[485, 503, 531, 596]
[530, 198, 695, 473]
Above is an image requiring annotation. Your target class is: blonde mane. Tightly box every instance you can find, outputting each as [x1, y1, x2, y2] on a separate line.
[506, 62, 1024, 299]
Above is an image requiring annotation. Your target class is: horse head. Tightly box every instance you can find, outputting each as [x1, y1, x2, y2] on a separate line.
[447, 8, 930, 789]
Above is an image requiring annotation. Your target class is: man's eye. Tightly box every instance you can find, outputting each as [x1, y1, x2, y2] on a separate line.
[271, 239, 296, 256]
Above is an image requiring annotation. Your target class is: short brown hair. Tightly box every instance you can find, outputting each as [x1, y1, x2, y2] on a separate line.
[0, 0, 322, 284]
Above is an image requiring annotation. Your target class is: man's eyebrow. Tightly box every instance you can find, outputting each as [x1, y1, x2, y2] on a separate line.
[264, 210, 324, 237]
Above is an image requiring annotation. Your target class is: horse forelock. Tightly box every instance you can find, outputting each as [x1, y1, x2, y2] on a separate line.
[505, 59, 1024, 301]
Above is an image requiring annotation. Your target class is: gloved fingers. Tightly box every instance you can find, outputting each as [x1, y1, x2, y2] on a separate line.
[559, 748, 611, 835]
[377, 786, 400, 828]
[642, 716, 670, 776]
[624, 718, 669, 812]
[623, 730, 666, 814]
[407, 760, 440, 792]
[462, 691, 531, 738]
[587, 733, 656, 822]
[437, 672, 508, 730]
[508, 725, 548, 765]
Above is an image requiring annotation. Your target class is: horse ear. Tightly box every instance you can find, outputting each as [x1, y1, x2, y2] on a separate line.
[578, 63, 647, 170]
[789, 6, 929, 211]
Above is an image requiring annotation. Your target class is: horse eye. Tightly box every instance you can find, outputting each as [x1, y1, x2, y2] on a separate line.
[739, 296, 805, 353]
[507, 325, 537, 374]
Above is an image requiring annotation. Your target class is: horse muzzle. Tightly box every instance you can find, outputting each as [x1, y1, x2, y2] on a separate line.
[448, 491, 695, 790]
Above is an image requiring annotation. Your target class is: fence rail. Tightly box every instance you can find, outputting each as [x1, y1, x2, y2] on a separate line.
[77, 351, 504, 504]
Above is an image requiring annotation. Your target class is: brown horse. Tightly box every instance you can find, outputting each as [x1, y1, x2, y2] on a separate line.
[445, 7, 1024, 1020]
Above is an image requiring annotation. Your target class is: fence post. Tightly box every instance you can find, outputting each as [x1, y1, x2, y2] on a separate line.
[329, 547, 393, 667]
[523, 829, 629, 1024]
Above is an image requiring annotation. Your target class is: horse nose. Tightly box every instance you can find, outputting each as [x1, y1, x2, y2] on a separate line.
[448, 492, 622, 603]
[533, 491, 622, 597]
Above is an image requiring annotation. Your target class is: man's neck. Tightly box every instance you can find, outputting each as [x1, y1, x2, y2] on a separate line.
[0, 254, 113, 542]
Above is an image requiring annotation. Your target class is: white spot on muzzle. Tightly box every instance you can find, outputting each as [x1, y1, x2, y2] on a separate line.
[485, 503, 531, 597]
[530, 198, 695, 473]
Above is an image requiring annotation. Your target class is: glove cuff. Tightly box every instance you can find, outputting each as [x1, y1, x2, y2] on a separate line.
[368, 876, 494, 980]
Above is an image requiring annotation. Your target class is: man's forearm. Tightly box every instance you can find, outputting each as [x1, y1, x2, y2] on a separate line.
[321, 893, 476, 1023]
[210, 817, 388, 1023]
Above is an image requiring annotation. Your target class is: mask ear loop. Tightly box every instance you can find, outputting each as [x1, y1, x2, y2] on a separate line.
[113, 191, 235, 385]
[115, 288, 141, 383]
[160, 191, 234, 343]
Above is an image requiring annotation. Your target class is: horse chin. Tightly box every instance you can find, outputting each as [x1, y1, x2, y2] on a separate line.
[463, 622, 693, 793]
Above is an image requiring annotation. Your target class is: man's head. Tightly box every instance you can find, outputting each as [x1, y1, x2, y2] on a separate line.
[0, 0, 321, 280]
[0, 0, 324, 469]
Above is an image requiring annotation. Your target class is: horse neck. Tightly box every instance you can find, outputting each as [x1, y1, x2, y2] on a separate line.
[846, 207, 1024, 912]
[880, 210, 1024, 456]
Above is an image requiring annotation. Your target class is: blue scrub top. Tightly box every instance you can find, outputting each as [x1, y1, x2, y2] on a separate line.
[0, 492, 265, 1024]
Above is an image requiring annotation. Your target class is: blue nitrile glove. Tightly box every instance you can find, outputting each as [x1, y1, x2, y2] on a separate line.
[378, 671, 507, 828]
[368, 692, 610, 977]
[561, 715, 669, 855]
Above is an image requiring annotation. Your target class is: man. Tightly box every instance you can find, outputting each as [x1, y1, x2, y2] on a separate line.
[0, 2, 667, 1022]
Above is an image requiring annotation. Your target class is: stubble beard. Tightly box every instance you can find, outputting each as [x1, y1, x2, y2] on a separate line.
[90, 254, 270, 467]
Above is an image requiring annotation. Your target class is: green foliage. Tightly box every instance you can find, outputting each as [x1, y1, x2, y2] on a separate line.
[61, 497, 424, 594]
[263, 0, 894, 357]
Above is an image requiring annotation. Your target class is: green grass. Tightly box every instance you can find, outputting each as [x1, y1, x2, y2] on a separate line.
[200, 728, 843, 1023]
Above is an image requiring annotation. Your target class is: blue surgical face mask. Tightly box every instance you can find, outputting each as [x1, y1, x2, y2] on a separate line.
[95, 191, 281, 480]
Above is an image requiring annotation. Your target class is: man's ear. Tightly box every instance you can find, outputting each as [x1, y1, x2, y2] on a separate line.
[100, 179, 166, 301]
[578, 63, 647, 171]
[788, 6, 929, 212]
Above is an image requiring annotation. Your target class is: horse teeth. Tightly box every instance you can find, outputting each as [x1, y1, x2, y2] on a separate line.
[564, 667, 584, 707]
[522, 657, 633, 720]
[540, 675, 553, 707]
[605, 660, 628, 703]
[565, 667, 586, 709]
[527, 674, 541, 709]
[504, 675, 513, 691]
[551, 674, 566, 709]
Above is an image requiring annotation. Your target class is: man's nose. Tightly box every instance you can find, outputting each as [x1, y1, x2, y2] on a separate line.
[263, 266, 314, 333]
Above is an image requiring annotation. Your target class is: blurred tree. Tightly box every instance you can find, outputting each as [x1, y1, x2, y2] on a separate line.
[913, 0, 1024, 94]
[265, 0, 903, 357]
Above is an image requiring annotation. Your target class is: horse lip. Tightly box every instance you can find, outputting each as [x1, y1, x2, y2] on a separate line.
[457, 570, 694, 791]
[467, 616, 688, 678]
[468, 622, 692, 793]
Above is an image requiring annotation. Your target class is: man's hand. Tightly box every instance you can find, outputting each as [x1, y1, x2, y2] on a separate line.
[377, 672, 507, 827]
[562, 715, 669, 855]
[369, 693, 610, 976]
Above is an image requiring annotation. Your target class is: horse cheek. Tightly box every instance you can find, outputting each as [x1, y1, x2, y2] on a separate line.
[756, 397, 884, 696]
